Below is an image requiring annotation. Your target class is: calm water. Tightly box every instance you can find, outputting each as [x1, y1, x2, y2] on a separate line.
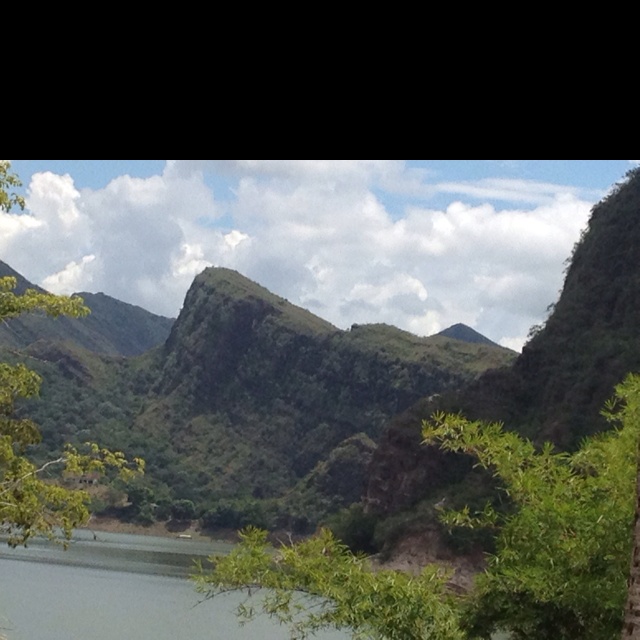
[0, 530, 508, 640]
[0, 530, 346, 640]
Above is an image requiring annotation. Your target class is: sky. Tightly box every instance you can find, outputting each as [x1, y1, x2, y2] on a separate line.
[3, 160, 637, 352]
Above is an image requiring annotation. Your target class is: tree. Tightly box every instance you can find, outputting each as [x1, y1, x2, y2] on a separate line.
[171, 498, 197, 522]
[194, 526, 465, 640]
[195, 375, 640, 640]
[0, 161, 143, 546]
[0, 160, 25, 214]
[422, 375, 640, 640]
[622, 402, 640, 639]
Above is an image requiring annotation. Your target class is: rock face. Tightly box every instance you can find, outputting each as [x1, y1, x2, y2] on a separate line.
[366, 167, 640, 517]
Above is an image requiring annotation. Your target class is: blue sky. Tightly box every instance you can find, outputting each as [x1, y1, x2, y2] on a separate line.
[3, 160, 636, 351]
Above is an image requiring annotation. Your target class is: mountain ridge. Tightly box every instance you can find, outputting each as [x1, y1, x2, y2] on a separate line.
[365, 167, 640, 524]
[0, 262, 174, 357]
[1, 259, 516, 531]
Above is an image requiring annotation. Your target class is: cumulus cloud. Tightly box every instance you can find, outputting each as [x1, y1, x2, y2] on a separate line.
[42, 255, 96, 293]
[6, 160, 597, 350]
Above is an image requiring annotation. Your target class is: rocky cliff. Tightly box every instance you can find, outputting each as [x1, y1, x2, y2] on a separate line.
[366, 167, 640, 517]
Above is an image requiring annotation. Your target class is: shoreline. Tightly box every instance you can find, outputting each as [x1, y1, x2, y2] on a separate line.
[82, 517, 482, 591]
[82, 515, 238, 543]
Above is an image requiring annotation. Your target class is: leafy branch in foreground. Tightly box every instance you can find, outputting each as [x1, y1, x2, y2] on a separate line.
[0, 163, 144, 547]
[1, 436, 144, 547]
[0, 314, 144, 546]
[0, 278, 143, 546]
[194, 376, 640, 640]
[423, 374, 640, 640]
[0, 160, 25, 214]
[194, 526, 465, 640]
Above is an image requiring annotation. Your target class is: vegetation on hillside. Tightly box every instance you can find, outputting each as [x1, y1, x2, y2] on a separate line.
[196, 375, 640, 640]
[0, 261, 174, 356]
[365, 167, 640, 536]
[0, 262, 514, 531]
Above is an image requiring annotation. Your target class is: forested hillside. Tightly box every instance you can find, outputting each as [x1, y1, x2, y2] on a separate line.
[7, 263, 515, 531]
[365, 167, 640, 532]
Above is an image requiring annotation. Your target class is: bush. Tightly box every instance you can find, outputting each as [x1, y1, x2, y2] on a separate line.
[170, 499, 197, 522]
[325, 503, 379, 554]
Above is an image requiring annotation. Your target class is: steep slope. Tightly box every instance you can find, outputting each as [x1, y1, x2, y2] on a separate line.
[129, 267, 516, 511]
[366, 167, 640, 517]
[0, 262, 174, 356]
[0, 260, 46, 294]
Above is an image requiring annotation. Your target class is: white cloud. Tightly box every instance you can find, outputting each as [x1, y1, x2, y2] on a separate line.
[7, 160, 597, 351]
[171, 243, 212, 279]
[27, 171, 82, 228]
[434, 178, 589, 205]
[224, 230, 249, 249]
[42, 255, 96, 293]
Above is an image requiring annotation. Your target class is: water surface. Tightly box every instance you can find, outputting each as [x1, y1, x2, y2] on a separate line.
[0, 530, 344, 640]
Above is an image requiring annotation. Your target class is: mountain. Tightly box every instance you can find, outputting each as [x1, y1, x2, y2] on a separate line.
[2, 260, 516, 530]
[436, 323, 501, 347]
[0, 259, 46, 294]
[125, 267, 516, 523]
[0, 262, 174, 356]
[365, 167, 640, 523]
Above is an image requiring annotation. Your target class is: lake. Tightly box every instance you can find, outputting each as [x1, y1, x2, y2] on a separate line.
[0, 530, 509, 639]
[0, 530, 346, 640]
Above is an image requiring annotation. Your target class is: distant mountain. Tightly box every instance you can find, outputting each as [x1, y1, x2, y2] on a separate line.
[0, 262, 174, 356]
[365, 167, 640, 522]
[71, 292, 175, 356]
[436, 323, 500, 347]
[0, 260, 46, 294]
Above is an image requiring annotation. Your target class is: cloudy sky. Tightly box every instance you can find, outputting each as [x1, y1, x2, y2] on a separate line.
[3, 160, 636, 352]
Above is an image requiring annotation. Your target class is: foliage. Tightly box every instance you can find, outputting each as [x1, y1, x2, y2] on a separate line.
[194, 526, 465, 640]
[0, 276, 89, 321]
[278, 432, 377, 534]
[196, 376, 640, 640]
[422, 374, 640, 639]
[0, 160, 25, 213]
[324, 503, 379, 554]
[170, 498, 197, 522]
[201, 497, 275, 531]
[0, 162, 143, 546]
[0, 275, 144, 546]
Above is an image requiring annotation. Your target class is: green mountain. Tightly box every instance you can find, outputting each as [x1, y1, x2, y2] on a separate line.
[5, 263, 515, 530]
[126, 268, 515, 521]
[365, 167, 640, 523]
[436, 323, 501, 347]
[0, 261, 174, 356]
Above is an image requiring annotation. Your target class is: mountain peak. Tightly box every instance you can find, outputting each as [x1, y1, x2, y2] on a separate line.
[187, 266, 337, 336]
[436, 323, 500, 347]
